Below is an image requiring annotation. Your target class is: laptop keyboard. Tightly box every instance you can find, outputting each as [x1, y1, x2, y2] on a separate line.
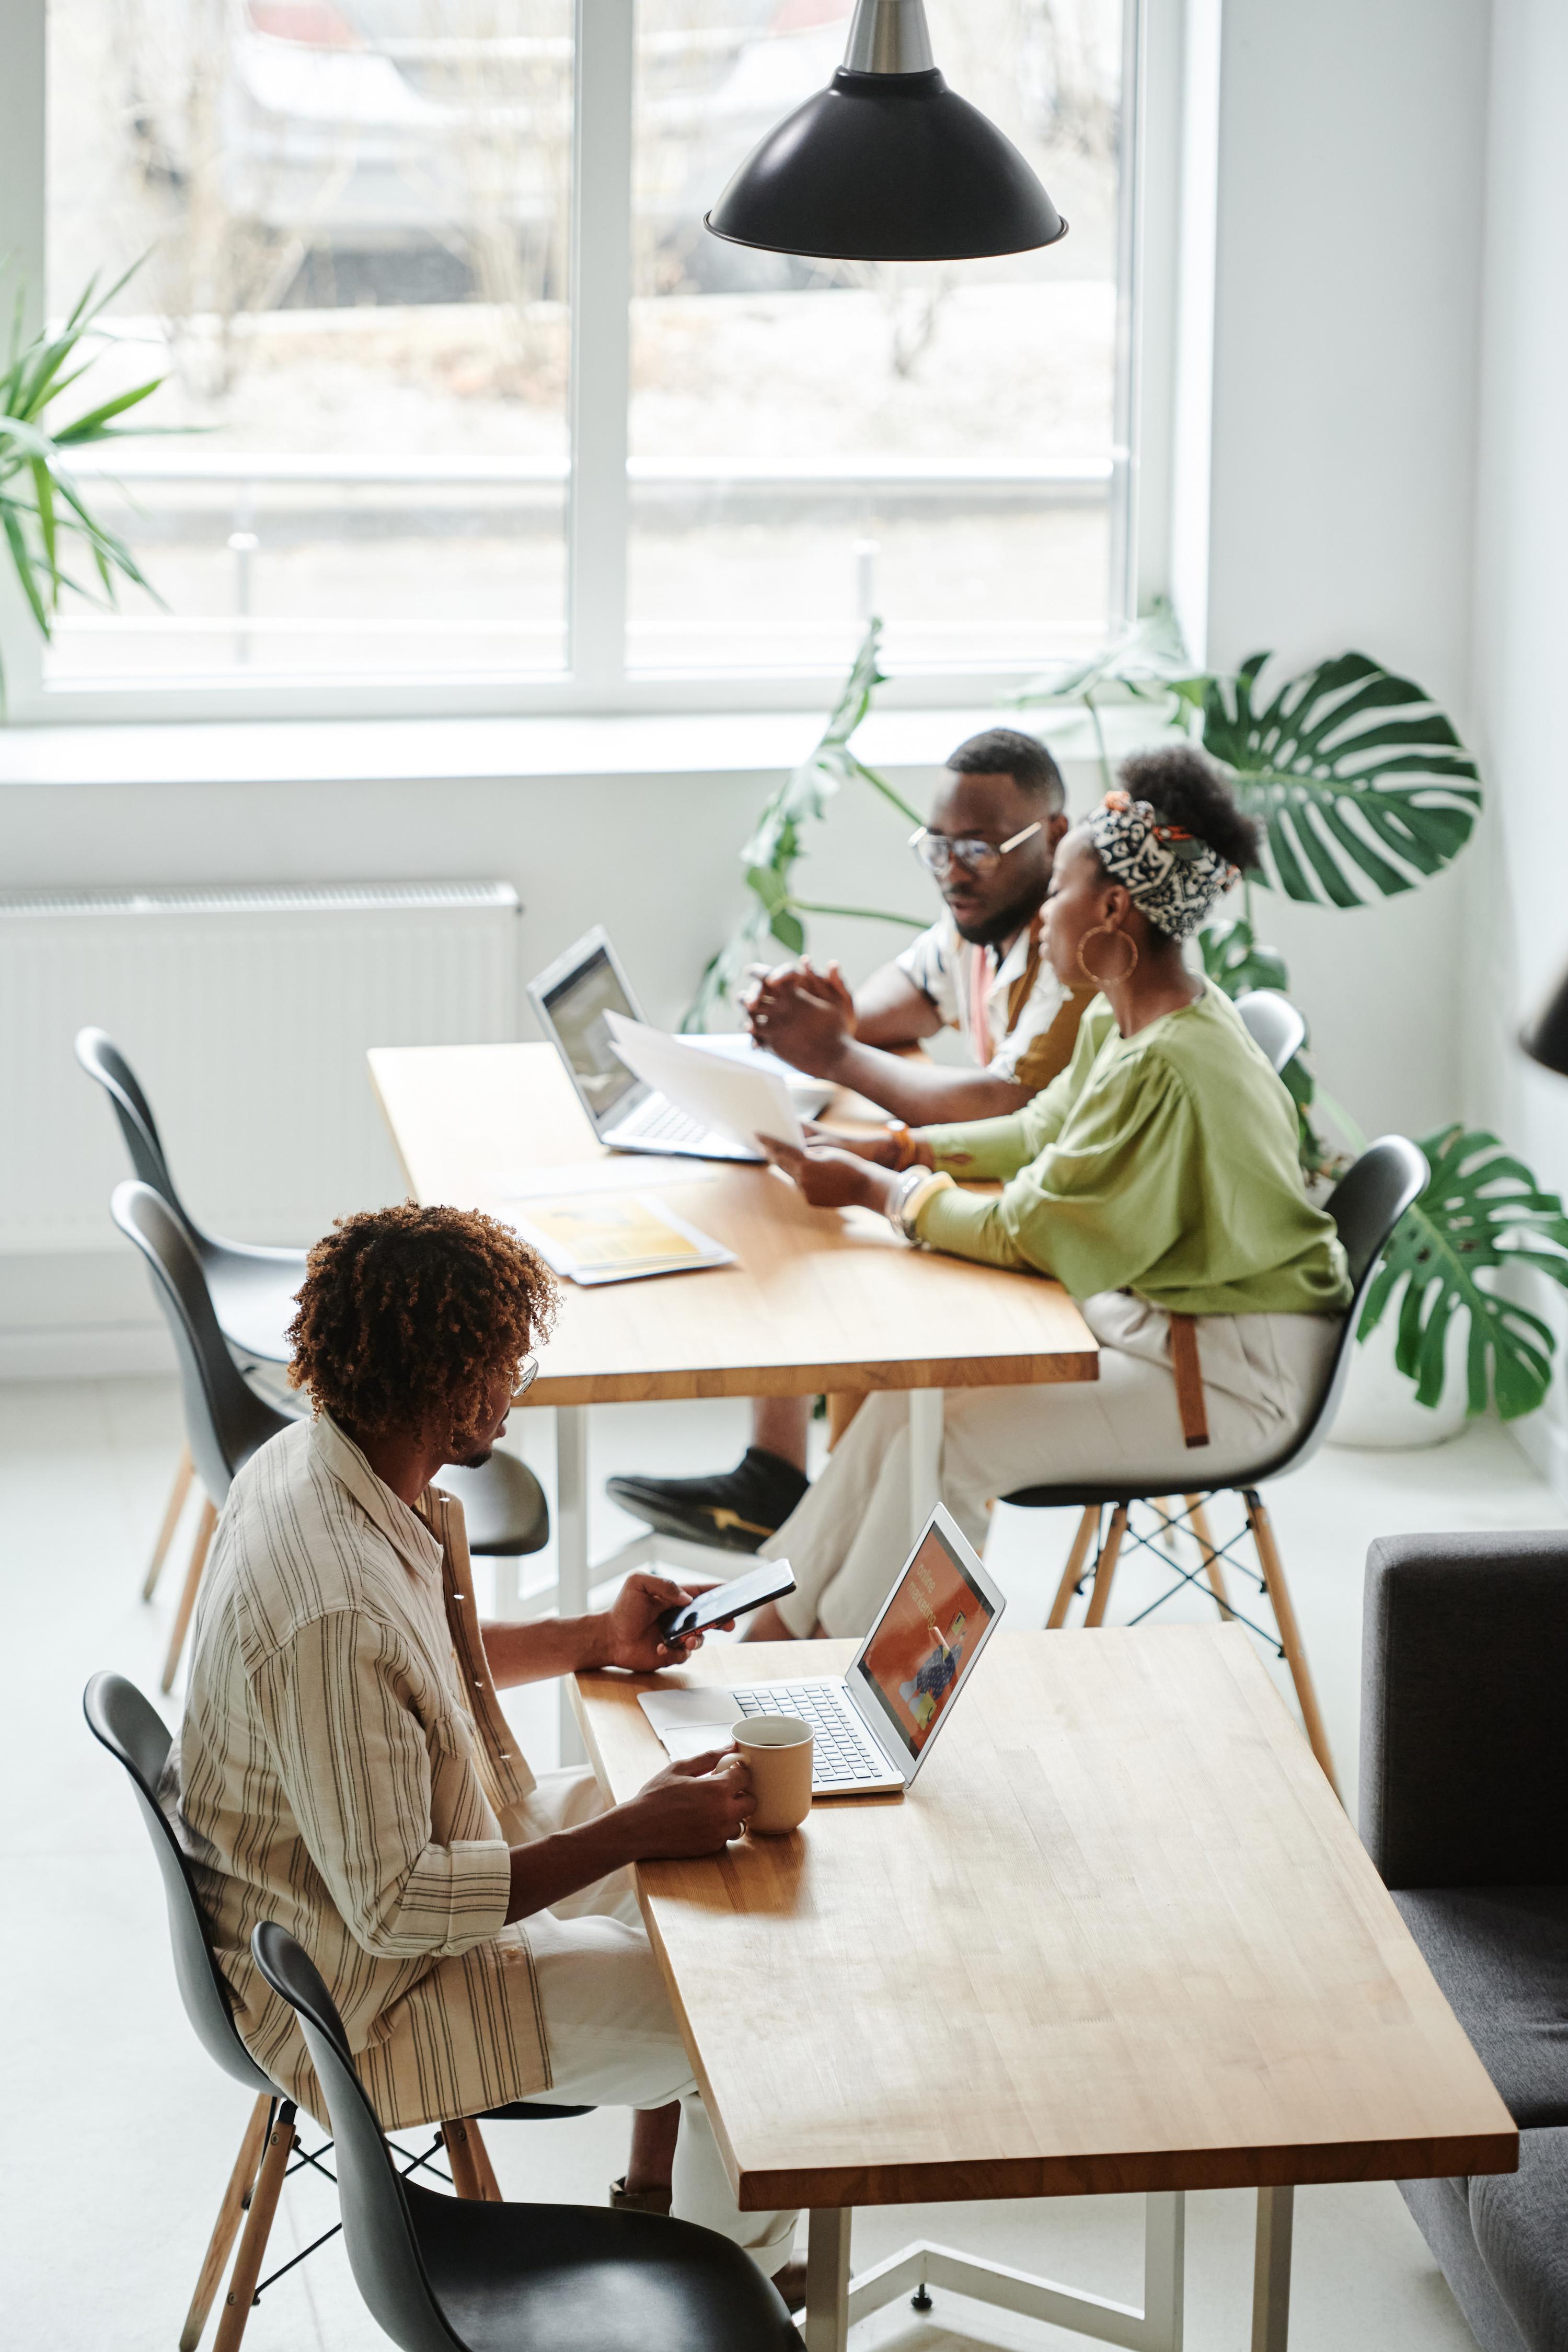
[734, 1682, 892, 1786]
[618, 1098, 713, 1149]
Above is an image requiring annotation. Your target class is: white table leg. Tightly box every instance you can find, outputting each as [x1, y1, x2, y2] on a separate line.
[907, 1387, 944, 1541]
[1251, 2185, 1294, 2352]
[556, 1406, 589, 1767]
[804, 2207, 850, 2352]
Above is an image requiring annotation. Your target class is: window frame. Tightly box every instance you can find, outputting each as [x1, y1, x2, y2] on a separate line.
[1, 0, 1172, 727]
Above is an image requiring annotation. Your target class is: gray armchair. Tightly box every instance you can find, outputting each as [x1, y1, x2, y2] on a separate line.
[1362, 1530, 1568, 2352]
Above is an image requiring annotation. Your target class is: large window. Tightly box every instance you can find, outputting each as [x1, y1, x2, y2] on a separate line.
[17, 0, 1140, 714]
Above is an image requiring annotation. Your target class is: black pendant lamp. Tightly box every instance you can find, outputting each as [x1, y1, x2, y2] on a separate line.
[705, 0, 1068, 264]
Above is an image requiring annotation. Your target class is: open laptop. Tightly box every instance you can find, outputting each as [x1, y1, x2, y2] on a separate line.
[639, 1504, 1006, 1797]
[528, 927, 762, 1161]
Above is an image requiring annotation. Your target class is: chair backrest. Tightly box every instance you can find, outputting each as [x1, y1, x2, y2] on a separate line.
[252, 1923, 463, 2352]
[84, 1673, 274, 2096]
[75, 1028, 200, 1230]
[1251, 1133, 1430, 1484]
[111, 1180, 287, 1504]
[1234, 989, 1307, 1077]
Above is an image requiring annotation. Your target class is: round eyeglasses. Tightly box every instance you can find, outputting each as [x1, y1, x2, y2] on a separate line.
[908, 820, 1042, 878]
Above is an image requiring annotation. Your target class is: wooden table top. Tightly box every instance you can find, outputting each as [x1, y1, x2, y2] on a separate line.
[370, 1041, 1097, 1406]
[573, 1631, 1517, 2212]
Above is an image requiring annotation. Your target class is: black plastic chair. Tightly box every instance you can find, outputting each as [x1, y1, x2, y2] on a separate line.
[79, 1028, 545, 1612]
[85, 1673, 592, 2352]
[252, 1921, 803, 2352]
[111, 1181, 549, 1691]
[1005, 1135, 1429, 1799]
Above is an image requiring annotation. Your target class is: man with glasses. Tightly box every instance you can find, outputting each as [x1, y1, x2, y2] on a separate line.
[606, 728, 1089, 1557]
[170, 1202, 799, 2286]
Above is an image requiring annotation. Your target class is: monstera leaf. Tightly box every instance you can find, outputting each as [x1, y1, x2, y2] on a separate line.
[1359, 1125, 1568, 1419]
[1013, 596, 1203, 709]
[1199, 652, 1481, 907]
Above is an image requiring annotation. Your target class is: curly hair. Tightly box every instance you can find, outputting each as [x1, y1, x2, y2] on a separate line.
[1116, 744, 1261, 872]
[286, 1203, 558, 1451]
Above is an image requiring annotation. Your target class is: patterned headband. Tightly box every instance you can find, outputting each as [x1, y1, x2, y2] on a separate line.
[1086, 790, 1239, 941]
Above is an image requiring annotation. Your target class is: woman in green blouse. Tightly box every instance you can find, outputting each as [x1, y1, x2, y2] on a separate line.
[747, 745, 1353, 1642]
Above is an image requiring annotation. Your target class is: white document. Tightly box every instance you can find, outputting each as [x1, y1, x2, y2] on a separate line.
[604, 1010, 806, 1154]
[680, 1031, 834, 1120]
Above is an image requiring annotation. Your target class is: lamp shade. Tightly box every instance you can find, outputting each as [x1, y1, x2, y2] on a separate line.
[1521, 960, 1568, 1078]
[705, 0, 1067, 264]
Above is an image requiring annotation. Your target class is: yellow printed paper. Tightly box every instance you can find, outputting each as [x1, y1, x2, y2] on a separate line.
[522, 1195, 705, 1267]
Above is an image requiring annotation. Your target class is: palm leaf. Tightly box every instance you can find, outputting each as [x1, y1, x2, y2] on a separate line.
[1359, 1124, 1568, 1419]
[1012, 596, 1202, 708]
[1200, 652, 1482, 906]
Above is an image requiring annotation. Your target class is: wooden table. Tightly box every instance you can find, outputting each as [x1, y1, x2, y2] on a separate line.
[574, 1629, 1516, 2352]
[370, 1042, 1098, 1755]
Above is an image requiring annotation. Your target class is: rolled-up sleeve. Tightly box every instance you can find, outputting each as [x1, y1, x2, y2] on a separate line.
[250, 1608, 512, 1962]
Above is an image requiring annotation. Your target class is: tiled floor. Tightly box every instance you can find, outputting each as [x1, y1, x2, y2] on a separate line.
[4, 1375, 1562, 2351]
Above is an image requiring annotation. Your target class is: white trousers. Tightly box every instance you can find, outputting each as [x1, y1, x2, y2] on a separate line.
[762, 1294, 1343, 1638]
[517, 1769, 798, 2272]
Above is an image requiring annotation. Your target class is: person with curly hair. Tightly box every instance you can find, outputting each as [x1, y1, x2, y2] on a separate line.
[745, 746, 1354, 1642]
[171, 1202, 799, 2285]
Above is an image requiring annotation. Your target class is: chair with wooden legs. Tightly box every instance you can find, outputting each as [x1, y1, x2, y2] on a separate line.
[109, 1180, 550, 1691]
[1007, 1136, 1429, 1801]
[78, 1029, 540, 1634]
[84, 1674, 593, 2352]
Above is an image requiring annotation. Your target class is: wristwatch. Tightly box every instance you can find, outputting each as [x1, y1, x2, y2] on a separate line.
[887, 1168, 954, 1244]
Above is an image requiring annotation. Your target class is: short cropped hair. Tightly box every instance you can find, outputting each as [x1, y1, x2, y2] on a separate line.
[946, 727, 1065, 812]
[286, 1203, 558, 1452]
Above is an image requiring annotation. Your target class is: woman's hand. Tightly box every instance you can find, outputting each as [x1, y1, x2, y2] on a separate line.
[626, 1751, 755, 1855]
[603, 1573, 735, 1673]
[759, 1136, 901, 1214]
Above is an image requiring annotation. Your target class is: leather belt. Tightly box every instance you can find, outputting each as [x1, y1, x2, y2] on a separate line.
[1168, 1312, 1211, 1449]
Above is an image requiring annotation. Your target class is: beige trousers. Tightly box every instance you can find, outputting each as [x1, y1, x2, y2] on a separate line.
[762, 1294, 1343, 1638]
[519, 1768, 798, 2272]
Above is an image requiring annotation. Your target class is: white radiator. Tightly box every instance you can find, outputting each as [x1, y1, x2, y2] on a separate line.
[1, 881, 521, 1253]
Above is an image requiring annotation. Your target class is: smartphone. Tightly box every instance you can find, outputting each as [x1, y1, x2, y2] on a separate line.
[658, 1558, 798, 1641]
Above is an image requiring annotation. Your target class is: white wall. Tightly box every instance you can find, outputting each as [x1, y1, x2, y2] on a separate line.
[1175, 0, 1491, 1151]
[1463, 0, 1568, 1496]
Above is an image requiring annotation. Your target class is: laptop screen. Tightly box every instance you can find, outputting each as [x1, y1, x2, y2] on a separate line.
[540, 943, 641, 1121]
[852, 1517, 999, 1762]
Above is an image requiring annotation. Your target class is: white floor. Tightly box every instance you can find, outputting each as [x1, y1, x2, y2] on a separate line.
[4, 1376, 1563, 2352]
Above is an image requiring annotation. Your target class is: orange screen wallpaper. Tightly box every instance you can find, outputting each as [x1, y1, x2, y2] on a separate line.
[860, 1529, 994, 1756]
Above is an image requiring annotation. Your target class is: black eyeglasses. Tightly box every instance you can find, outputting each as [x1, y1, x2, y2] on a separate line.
[908, 821, 1042, 878]
[514, 1353, 540, 1399]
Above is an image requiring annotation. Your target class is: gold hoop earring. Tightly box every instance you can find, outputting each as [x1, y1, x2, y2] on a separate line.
[1078, 924, 1139, 988]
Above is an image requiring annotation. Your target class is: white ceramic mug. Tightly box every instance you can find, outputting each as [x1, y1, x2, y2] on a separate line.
[732, 1715, 813, 1835]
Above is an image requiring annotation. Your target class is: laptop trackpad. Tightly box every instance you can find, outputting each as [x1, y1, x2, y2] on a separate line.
[639, 1687, 744, 1760]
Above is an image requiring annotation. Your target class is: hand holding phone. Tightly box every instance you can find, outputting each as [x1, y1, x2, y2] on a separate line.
[656, 1558, 798, 1641]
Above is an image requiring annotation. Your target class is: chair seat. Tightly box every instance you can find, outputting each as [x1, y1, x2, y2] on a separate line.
[408, 2186, 803, 2351]
[438, 1454, 550, 1558]
[1002, 1479, 1196, 1510]
[1393, 1887, 1568, 2127]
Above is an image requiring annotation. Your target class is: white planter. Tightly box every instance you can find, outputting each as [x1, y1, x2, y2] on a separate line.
[1328, 1308, 1471, 1449]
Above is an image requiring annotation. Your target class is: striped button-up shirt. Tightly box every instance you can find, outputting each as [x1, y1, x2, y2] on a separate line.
[169, 1411, 550, 2125]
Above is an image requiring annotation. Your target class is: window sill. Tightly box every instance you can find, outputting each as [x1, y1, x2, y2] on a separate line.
[0, 700, 1164, 790]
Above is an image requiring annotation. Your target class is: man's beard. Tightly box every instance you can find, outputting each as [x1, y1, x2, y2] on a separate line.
[950, 881, 1046, 950]
[455, 1440, 495, 1468]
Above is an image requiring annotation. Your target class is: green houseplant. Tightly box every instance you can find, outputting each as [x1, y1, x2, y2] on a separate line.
[0, 265, 172, 707]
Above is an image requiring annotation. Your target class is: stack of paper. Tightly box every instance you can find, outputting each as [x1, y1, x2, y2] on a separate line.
[510, 1192, 734, 1287]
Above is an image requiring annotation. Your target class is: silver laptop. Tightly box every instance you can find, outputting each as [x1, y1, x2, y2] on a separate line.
[640, 1505, 1006, 1796]
[527, 927, 762, 1162]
